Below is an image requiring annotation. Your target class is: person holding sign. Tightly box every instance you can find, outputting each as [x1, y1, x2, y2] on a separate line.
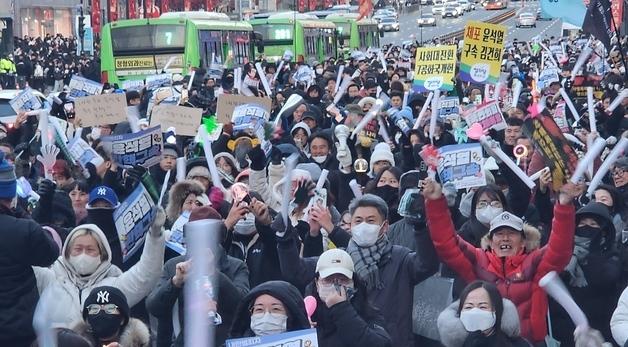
[423, 177, 581, 344]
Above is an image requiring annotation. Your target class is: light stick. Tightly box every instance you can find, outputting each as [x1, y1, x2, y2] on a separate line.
[587, 136, 628, 196]
[350, 99, 384, 139]
[570, 137, 607, 184]
[413, 92, 434, 129]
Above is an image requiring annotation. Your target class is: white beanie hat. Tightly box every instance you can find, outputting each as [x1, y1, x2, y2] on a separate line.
[369, 143, 395, 176]
[291, 121, 311, 138]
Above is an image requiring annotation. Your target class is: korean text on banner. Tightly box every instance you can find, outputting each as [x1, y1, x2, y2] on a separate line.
[103, 125, 163, 169]
[150, 105, 203, 136]
[74, 93, 128, 127]
[438, 97, 460, 120]
[9, 88, 42, 113]
[537, 68, 560, 90]
[523, 112, 579, 190]
[232, 103, 270, 132]
[226, 328, 319, 347]
[460, 21, 506, 84]
[412, 45, 457, 92]
[113, 184, 156, 263]
[437, 143, 486, 190]
[68, 137, 104, 168]
[216, 94, 272, 124]
[463, 100, 507, 131]
[67, 75, 104, 100]
[553, 102, 570, 133]
[145, 73, 173, 91]
[122, 79, 145, 91]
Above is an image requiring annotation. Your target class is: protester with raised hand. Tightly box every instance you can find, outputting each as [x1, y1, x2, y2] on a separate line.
[423, 177, 580, 344]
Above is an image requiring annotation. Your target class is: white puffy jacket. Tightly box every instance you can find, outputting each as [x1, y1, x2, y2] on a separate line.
[611, 286, 628, 347]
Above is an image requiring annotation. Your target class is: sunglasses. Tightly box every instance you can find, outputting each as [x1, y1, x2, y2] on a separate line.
[86, 304, 119, 315]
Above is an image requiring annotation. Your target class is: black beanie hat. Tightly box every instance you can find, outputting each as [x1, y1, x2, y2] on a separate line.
[83, 286, 130, 326]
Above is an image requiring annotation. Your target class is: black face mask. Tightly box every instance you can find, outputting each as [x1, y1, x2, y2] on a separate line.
[575, 225, 601, 238]
[374, 185, 398, 203]
[87, 312, 123, 340]
[87, 209, 115, 235]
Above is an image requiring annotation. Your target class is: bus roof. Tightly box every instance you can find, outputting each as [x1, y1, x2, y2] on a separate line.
[299, 20, 337, 29]
[267, 12, 318, 20]
[159, 11, 231, 21]
[306, 10, 335, 18]
[105, 16, 252, 31]
[325, 13, 378, 25]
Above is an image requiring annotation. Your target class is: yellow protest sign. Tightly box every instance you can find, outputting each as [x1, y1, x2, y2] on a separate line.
[412, 45, 457, 92]
[460, 21, 506, 84]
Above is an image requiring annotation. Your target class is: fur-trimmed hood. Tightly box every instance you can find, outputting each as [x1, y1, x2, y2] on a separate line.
[437, 299, 521, 347]
[72, 317, 150, 347]
[480, 223, 542, 252]
[166, 180, 205, 221]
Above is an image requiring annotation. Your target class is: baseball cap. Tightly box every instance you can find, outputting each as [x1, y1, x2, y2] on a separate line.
[87, 186, 120, 209]
[316, 249, 354, 279]
[489, 212, 524, 236]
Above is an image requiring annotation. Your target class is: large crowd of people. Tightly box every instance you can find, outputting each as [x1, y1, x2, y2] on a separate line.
[0, 27, 627, 347]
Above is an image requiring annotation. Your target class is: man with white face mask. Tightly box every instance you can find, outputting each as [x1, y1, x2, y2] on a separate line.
[275, 193, 438, 347]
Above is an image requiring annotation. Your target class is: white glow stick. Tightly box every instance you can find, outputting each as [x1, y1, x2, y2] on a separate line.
[559, 88, 580, 126]
[37, 109, 50, 148]
[511, 82, 522, 109]
[587, 136, 628, 196]
[493, 82, 502, 101]
[429, 90, 440, 144]
[570, 45, 592, 81]
[351, 69, 361, 79]
[413, 92, 434, 130]
[176, 157, 186, 182]
[587, 87, 596, 133]
[333, 75, 353, 106]
[480, 135, 535, 189]
[272, 60, 285, 84]
[158, 170, 171, 206]
[48, 116, 68, 144]
[539, 271, 589, 328]
[570, 137, 607, 184]
[162, 56, 176, 72]
[539, 42, 558, 66]
[255, 62, 272, 97]
[316, 169, 329, 190]
[234, 67, 242, 92]
[350, 99, 384, 139]
[187, 70, 195, 91]
[564, 133, 586, 148]
[377, 115, 391, 143]
[379, 52, 387, 71]
[273, 94, 303, 128]
[334, 65, 344, 94]
[606, 89, 628, 113]
[280, 153, 299, 233]
[529, 167, 550, 181]
[349, 179, 363, 198]
[198, 125, 225, 191]
[484, 84, 491, 102]
[402, 90, 409, 107]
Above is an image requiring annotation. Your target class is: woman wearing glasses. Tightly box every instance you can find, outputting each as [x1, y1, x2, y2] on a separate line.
[73, 286, 149, 347]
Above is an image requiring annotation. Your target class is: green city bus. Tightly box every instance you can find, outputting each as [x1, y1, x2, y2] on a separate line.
[325, 13, 381, 59]
[100, 12, 259, 85]
[250, 12, 338, 63]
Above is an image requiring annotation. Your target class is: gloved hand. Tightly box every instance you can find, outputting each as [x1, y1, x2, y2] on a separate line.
[150, 206, 166, 237]
[574, 325, 612, 347]
[293, 179, 315, 206]
[336, 145, 353, 170]
[125, 165, 147, 190]
[37, 179, 56, 204]
[248, 144, 266, 171]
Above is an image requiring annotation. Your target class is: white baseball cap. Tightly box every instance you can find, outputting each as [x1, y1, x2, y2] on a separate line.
[316, 249, 354, 279]
[489, 211, 524, 236]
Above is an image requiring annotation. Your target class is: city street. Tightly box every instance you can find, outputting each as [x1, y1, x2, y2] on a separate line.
[380, 1, 563, 44]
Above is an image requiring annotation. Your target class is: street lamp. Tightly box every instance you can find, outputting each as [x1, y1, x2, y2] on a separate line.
[78, 0, 85, 53]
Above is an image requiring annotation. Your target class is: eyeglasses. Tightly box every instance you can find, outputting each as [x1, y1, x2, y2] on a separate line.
[612, 169, 627, 177]
[86, 304, 119, 315]
[476, 200, 503, 209]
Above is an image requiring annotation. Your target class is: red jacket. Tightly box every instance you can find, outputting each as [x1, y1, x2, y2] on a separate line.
[425, 197, 575, 343]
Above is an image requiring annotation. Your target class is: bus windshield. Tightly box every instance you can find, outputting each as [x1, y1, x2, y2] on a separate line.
[336, 23, 351, 38]
[111, 24, 186, 54]
[254, 24, 293, 44]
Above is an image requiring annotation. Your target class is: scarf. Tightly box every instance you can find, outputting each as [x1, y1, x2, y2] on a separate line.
[565, 236, 591, 288]
[347, 235, 393, 291]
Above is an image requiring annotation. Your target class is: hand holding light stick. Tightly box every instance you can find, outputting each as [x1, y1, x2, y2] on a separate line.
[333, 75, 353, 106]
[511, 81, 522, 109]
[334, 65, 344, 94]
[413, 92, 434, 130]
[569, 137, 607, 184]
[539, 271, 589, 328]
[255, 62, 273, 97]
[280, 153, 300, 233]
[606, 89, 628, 113]
[558, 88, 581, 126]
[479, 135, 536, 189]
[570, 45, 592, 81]
[586, 136, 628, 196]
[429, 89, 440, 144]
[350, 100, 384, 139]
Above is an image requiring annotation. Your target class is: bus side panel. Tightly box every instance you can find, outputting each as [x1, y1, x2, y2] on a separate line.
[185, 21, 201, 72]
[100, 25, 117, 84]
[350, 22, 359, 51]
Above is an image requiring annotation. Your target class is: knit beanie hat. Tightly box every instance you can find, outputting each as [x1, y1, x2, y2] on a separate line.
[82, 286, 130, 326]
[291, 122, 312, 138]
[369, 143, 395, 176]
[0, 151, 17, 199]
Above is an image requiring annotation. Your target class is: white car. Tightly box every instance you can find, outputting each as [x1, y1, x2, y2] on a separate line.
[0, 89, 47, 124]
[432, 4, 445, 14]
[417, 13, 437, 26]
[459, 0, 475, 11]
[516, 13, 537, 27]
[378, 17, 400, 31]
[446, 1, 465, 15]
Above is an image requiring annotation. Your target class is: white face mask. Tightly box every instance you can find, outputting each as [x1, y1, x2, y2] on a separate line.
[90, 127, 102, 140]
[476, 206, 503, 225]
[459, 308, 496, 332]
[69, 253, 101, 275]
[316, 68, 324, 75]
[312, 155, 327, 164]
[351, 222, 382, 247]
[234, 213, 257, 235]
[250, 312, 287, 336]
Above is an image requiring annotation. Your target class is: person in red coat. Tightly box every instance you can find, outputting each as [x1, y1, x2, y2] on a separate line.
[422, 178, 580, 345]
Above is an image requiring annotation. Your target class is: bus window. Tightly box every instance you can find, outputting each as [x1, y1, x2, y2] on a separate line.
[199, 30, 223, 69]
[111, 24, 185, 54]
[304, 29, 317, 57]
[230, 32, 251, 65]
[323, 29, 335, 57]
[359, 31, 368, 50]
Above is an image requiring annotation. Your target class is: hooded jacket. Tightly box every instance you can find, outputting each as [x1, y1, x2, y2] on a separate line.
[611, 285, 628, 347]
[425, 197, 575, 343]
[0, 206, 59, 347]
[437, 299, 531, 347]
[72, 317, 150, 347]
[229, 280, 311, 338]
[32, 223, 165, 326]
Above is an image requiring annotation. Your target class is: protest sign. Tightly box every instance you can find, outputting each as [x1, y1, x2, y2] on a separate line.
[437, 143, 486, 189]
[463, 100, 506, 131]
[226, 328, 318, 347]
[68, 137, 104, 168]
[523, 112, 579, 190]
[438, 96, 460, 120]
[122, 79, 145, 91]
[113, 184, 156, 262]
[232, 103, 270, 132]
[150, 105, 203, 136]
[9, 88, 42, 113]
[537, 68, 560, 90]
[460, 21, 507, 84]
[412, 45, 457, 92]
[145, 73, 173, 90]
[74, 93, 128, 127]
[216, 94, 272, 124]
[67, 75, 103, 100]
[166, 210, 189, 255]
[103, 125, 163, 169]
[553, 101, 571, 133]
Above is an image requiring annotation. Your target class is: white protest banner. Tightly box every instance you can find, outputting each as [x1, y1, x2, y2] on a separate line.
[122, 79, 145, 91]
[68, 137, 104, 168]
[216, 94, 272, 124]
[437, 143, 486, 189]
[166, 210, 189, 255]
[463, 100, 506, 131]
[150, 105, 203, 136]
[537, 68, 560, 90]
[232, 103, 270, 132]
[113, 184, 156, 262]
[67, 75, 104, 100]
[103, 125, 163, 169]
[9, 88, 42, 113]
[226, 328, 319, 347]
[553, 102, 570, 133]
[146, 73, 173, 90]
[438, 96, 460, 120]
[74, 93, 128, 127]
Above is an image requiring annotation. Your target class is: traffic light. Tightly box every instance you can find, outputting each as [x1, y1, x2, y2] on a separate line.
[78, 15, 85, 38]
